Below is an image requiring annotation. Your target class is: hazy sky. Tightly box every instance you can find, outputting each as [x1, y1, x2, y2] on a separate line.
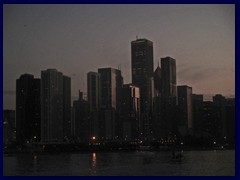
[3, 4, 235, 110]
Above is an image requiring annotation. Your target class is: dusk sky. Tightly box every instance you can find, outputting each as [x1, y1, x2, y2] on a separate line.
[3, 4, 235, 110]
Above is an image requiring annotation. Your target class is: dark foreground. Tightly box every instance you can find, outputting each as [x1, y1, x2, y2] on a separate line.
[3, 150, 235, 176]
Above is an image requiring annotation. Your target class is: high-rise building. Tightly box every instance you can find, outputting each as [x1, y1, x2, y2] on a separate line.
[72, 90, 89, 142]
[63, 76, 71, 139]
[98, 68, 123, 110]
[87, 72, 101, 112]
[98, 67, 123, 139]
[131, 38, 154, 136]
[161, 56, 177, 99]
[16, 74, 41, 145]
[177, 85, 193, 136]
[213, 94, 226, 144]
[155, 56, 177, 139]
[41, 69, 71, 143]
[87, 72, 101, 139]
[192, 94, 204, 137]
[121, 84, 140, 140]
[153, 64, 162, 97]
[225, 98, 235, 146]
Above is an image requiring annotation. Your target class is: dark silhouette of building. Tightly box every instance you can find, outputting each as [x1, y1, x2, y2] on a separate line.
[161, 56, 177, 99]
[121, 84, 140, 141]
[72, 90, 90, 142]
[213, 94, 226, 144]
[87, 72, 101, 140]
[131, 38, 154, 137]
[177, 85, 193, 137]
[153, 63, 162, 97]
[225, 98, 235, 146]
[63, 76, 71, 140]
[202, 101, 220, 143]
[192, 94, 204, 137]
[41, 69, 71, 143]
[87, 72, 101, 112]
[3, 110, 16, 146]
[158, 56, 177, 139]
[16, 74, 41, 145]
[98, 67, 123, 140]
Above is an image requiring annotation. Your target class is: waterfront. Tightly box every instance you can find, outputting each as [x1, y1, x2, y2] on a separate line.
[3, 150, 235, 176]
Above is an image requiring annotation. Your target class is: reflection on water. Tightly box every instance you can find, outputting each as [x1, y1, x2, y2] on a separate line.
[90, 153, 97, 175]
[3, 150, 235, 176]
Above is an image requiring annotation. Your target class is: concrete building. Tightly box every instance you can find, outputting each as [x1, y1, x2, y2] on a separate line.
[41, 69, 71, 143]
[121, 84, 140, 141]
[131, 38, 154, 137]
[177, 85, 193, 136]
[98, 67, 123, 140]
[16, 74, 41, 145]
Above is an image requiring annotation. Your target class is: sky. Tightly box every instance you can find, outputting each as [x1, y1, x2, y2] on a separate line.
[3, 4, 235, 110]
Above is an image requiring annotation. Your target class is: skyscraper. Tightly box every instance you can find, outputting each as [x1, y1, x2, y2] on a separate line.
[72, 90, 89, 142]
[98, 67, 123, 139]
[63, 76, 71, 139]
[98, 68, 123, 110]
[87, 72, 101, 139]
[121, 84, 140, 140]
[157, 56, 177, 139]
[161, 56, 177, 99]
[41, 69, 71, 142]
[131, 38, 154, 136]
[153, 64, 162, 97]
[16, 74, 41, 145]
[177, 85, 193, 136]
[87, 72, 101, 112]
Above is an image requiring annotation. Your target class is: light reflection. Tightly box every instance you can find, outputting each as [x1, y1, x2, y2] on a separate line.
[90, 152, 97, 175]
[92, 153, 96, 166]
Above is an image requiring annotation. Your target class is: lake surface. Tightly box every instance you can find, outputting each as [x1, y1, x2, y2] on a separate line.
[3, 150, 235, 176]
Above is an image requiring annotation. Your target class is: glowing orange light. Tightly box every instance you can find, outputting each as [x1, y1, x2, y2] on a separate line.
[92, 136, 96, 140]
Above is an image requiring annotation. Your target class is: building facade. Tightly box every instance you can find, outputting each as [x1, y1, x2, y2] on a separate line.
[121, 84, 140, 141]
[16, 74, 41, 145]
[98, 67, 123, 140]
[177, 85, 193, 136]
[131, 38, 154, 137]
[41, 69, 71, 143]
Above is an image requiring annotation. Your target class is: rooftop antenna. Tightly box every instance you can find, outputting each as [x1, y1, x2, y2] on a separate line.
[157, 60, 160, 67]
[136, 35, 138, 40]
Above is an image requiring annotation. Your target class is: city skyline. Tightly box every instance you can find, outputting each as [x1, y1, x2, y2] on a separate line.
[3, 4, 235, 110]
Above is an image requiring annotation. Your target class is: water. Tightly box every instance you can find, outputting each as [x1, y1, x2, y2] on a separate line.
[3, 150, 235, 176]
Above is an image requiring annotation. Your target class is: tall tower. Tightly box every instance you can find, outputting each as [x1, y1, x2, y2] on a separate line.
[41, 69, 71, 142]
[98, 67, 123, 139]
[131, 38, 154, 137]
[121, 84, 140, 140]
[161, 56, 177, 99]
[63, 75, 71, 139]
[16, 74, 41, 145]
[98, 68, 123, 110]
[159, 56, 177, 138]
[87, 72, 101, 113]
[177, 85, 193, 136]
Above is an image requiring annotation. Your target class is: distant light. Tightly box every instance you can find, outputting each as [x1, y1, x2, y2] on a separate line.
[214, 141, 216, 145]
[181, 142, 184, 145]
[92, 136, 96, 140]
